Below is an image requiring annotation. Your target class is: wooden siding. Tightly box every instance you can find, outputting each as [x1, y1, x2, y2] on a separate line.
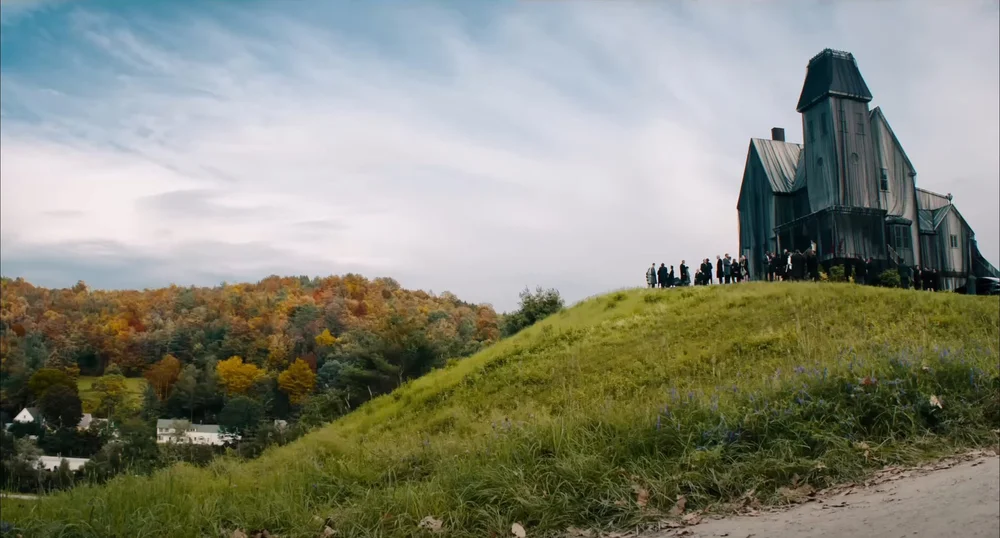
[738, 143, 777, 279]
[831, 97, 879, 209]
[801, 100, 839, 212]
[939, 208, 969, 275]
[870, 108, 921, 266]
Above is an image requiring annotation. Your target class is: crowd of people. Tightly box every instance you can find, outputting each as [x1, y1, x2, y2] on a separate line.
[645, 254, 750, 288]
[645, 247, 946, 291]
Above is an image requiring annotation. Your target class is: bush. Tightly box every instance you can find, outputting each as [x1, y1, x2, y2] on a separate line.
[501, 286, 564, 337]
[828, 265, 846, 282]
[879, 270, 901, 288]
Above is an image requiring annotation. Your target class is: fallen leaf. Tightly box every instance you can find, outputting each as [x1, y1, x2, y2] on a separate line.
[929, 395, 943, 409]
[635, 487, 650, 509]
[419, 516, 443, 533]
[512, 522, 526, 538]
[681, 513, 702, 526]
[320, 526, 336, 537]
[668, 495, 687, 516]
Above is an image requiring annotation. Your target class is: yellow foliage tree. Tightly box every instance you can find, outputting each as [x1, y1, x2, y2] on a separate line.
[215, 356, 265, 396]
[266, 334, 291, 370]
[314, 328, 337, 348]
[277, 358, 316, 405]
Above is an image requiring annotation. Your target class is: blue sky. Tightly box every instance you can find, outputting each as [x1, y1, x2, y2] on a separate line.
[2, 0, 998, 311]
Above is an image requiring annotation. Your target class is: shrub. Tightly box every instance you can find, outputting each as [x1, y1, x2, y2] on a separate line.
[879, 270, 901, 288]
[828, 265, 846, 282]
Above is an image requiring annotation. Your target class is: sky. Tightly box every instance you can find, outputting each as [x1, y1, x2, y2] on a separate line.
[1, 0, 998, 311]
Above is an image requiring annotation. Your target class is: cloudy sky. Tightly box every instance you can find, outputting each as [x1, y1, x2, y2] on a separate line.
[1, 0, 997, 311]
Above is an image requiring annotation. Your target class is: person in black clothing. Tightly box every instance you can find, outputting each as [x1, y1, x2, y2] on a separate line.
[704, 258, 713, 285]
[668, 266, 676, 287]
[657, 263, 669, 289]
[913, 265, 922, 291]
[855, 255, 867, 285]
[778, 250, 790, 281]
[806, 249, 819, 281]
[865, 258, 876, 285]
[679, 261, 690, 286]
[715, 256, 723, 284]
[790, 250, 805, 281]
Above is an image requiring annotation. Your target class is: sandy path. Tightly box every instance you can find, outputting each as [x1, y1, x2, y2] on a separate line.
[649, 454, 999, 538]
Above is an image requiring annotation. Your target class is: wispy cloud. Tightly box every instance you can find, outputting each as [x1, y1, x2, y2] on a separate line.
[1, 0, 997, 310]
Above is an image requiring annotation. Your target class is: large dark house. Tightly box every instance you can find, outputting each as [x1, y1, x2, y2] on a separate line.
[737, 48, 998, 290]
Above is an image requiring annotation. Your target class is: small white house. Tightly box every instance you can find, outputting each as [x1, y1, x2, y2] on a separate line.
[155, 419, 234, 446]
[13, 407, 42, 424]
[37, 456, 90, 472]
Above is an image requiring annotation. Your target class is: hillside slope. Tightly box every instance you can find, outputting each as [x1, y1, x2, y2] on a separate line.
[4, 283, 999, 538]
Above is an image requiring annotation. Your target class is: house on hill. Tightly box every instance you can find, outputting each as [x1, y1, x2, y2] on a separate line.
[737, 48, 999, 290]
[13, 407, 42, 424]
[11, 408, 100, 431]
[155, 419, 231, 446]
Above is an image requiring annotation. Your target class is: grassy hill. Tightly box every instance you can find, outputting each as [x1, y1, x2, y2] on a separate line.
[76, 376, 146, 413]
[4, 283, 998, 537]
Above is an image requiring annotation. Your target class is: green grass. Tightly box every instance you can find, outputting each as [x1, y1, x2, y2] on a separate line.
[5, 283, 999, 538]
[76, 376, 146, 413]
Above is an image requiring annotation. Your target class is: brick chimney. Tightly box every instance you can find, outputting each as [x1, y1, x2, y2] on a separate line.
[771, 127, 785, 142]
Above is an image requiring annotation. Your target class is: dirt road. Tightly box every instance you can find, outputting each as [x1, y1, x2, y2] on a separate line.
[651, 454, 1000, 538]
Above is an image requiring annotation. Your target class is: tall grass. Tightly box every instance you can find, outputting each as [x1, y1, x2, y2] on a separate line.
[3, 283, 998, 538]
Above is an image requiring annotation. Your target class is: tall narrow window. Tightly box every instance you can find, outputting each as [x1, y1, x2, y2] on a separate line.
[856, 112, 865, 135]
[880, 168, 889, 191]
[839, 109, 847, 132]
[808, 120, 815, 143]
[950, 234, 959, 249]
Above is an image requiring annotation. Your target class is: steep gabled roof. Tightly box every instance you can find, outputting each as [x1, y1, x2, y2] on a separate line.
[750, 138, 803, 193]
[917, 209, 935, 233]
[870, 107, 917, 175]
[796, 49, 873, 112]
[916, 188, 951, 210]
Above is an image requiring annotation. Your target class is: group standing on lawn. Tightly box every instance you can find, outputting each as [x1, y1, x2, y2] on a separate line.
[645, 248, 945, 291]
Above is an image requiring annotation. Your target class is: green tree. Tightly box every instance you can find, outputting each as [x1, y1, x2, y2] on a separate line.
[28, 368, 77, 400]
[218, 396, 264, 439]
[316, 359, 345, 390]
[38, 385, 83, 429]
[91, 374, 129, 419]
[501, 286, 564, 337]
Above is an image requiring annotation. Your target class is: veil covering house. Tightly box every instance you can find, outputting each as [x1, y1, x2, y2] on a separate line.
[737, 48, 999, 290]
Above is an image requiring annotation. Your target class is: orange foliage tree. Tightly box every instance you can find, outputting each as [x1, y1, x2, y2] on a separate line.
[144, 354, 182, 400]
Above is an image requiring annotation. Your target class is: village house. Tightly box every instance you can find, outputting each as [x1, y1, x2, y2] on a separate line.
[155, 419, 232, 446]
[11, 408, 102, 431]
[737, 49, 999, 289]
[37, 455, 90, 472]
[12, 407, 42, 425]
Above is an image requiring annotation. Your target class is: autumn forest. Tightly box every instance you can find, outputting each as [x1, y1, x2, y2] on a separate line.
[0, 273, 563, 492]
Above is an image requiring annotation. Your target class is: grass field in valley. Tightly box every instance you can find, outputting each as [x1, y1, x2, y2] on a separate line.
[76, 376, 146, 413]
[4, 283, 999, 538]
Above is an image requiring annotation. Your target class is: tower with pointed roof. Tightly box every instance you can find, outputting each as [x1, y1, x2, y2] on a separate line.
[796, 49, 877, 211]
